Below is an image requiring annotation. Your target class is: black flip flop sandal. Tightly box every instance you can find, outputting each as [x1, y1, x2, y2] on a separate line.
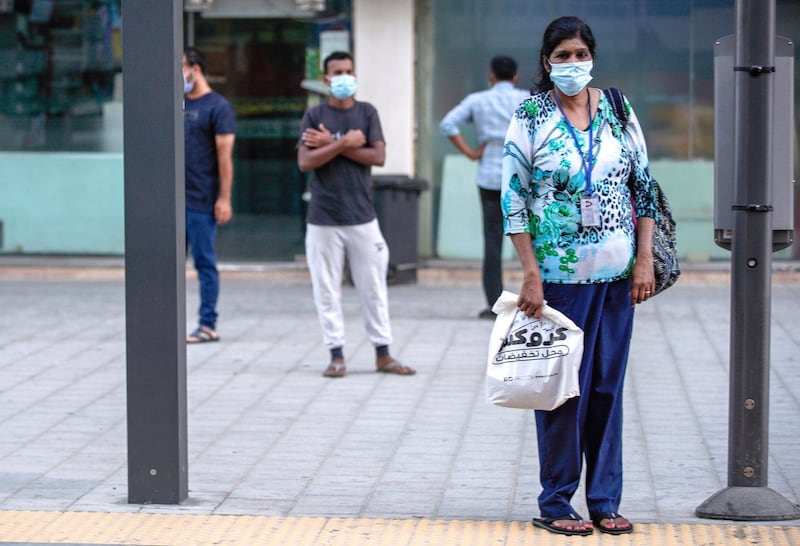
[187, 326, 220, 343]
[591, 512, 634, 534]
[532, 513, 593, 536]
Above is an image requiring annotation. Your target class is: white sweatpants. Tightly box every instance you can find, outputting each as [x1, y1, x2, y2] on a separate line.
[305, 219, 392, 349]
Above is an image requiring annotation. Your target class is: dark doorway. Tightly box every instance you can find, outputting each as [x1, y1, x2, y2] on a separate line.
[189, 14, 349, 261]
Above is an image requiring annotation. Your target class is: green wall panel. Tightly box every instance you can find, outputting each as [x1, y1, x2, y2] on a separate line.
[436, 156, 754, 263]
[0, 153, 124, 254]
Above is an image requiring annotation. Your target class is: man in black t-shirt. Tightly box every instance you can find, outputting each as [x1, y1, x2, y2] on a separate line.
[297, 51, 415, 378]
[183, 47, 236, 344]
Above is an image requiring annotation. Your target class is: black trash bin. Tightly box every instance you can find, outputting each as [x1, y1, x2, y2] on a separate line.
[372, 175, 429, 285]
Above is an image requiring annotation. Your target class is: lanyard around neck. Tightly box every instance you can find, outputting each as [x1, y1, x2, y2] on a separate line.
[553, 88, 594, 195]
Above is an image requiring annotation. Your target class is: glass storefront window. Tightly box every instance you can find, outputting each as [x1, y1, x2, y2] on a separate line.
[428, 0, 798, 162]
[189, 0, 352, 261]
[0, 0, 122, 152]
[425, 0, 800, 260]
[0, 1, 352, 258]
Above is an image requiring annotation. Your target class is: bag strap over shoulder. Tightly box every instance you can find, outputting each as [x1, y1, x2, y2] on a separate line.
[604, 88, 632, 192]
[603, 87, 628, 128]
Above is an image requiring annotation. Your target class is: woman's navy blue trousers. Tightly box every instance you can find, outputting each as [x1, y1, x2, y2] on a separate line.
[535, 278, 635, 520]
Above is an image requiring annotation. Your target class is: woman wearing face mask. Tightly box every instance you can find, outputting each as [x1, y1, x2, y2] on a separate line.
[501, 16, 657, 536]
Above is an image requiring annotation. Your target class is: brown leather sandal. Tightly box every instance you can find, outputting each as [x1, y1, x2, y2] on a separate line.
[322, 362, 346, 378]
[376, 359, 416, 375]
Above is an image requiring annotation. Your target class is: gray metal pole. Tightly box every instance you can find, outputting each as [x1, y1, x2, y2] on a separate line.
[187, 11, 195, 47]
[696, 0, 799, 521]
[122, 0, 188, 504]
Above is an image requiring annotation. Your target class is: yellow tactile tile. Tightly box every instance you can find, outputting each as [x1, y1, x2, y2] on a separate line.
[0, 510, 798, 545]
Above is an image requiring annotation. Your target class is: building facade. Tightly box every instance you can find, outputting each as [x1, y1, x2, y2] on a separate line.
[0, 0, 797, 261]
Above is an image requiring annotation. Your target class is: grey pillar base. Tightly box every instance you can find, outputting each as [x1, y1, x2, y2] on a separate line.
[696, 486, 800, 521]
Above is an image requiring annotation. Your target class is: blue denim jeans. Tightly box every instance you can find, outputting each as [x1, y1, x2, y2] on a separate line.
[186, 208, 219, 330]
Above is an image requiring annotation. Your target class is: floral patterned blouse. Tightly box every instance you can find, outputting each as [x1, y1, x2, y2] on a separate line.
[501, 90, 658, 284]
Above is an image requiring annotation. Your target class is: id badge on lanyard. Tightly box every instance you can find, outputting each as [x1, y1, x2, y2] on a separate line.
[580, 195, 601, 227]
[554, 90, 601, 228]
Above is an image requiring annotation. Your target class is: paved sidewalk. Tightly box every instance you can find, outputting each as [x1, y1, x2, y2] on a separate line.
[0, 266, 797, 543]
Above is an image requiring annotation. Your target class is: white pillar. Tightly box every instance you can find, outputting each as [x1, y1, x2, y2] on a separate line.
[353, 0, 415, 176]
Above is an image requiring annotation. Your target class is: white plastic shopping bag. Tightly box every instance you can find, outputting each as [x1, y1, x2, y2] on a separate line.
[486, 291, 583, 410]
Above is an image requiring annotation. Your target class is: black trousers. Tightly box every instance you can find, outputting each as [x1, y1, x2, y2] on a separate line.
[479, 187, 504, 308]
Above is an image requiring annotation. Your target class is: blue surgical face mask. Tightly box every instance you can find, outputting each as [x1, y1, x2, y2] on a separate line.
[329, 74, 357, 100]
[549, 60, 593, 96]
[183, 72, 194, 95]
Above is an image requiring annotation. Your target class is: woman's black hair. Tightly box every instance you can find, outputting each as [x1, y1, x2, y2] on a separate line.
[534, 16, 596, 92]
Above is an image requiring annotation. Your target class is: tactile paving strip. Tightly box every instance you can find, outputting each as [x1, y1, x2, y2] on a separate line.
[0, 511, 798, 545]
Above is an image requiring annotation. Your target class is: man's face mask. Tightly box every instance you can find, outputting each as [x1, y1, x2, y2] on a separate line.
[183, 70, 195, 95]
[329, 74, 357, 100]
